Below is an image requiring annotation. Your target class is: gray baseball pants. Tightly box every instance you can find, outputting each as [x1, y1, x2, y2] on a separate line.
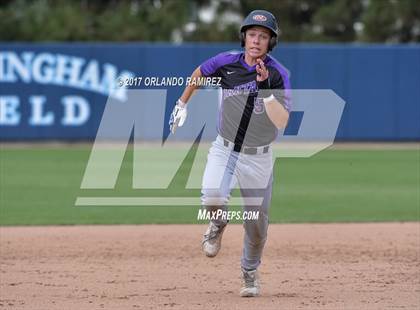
[201, 135, 273, 270]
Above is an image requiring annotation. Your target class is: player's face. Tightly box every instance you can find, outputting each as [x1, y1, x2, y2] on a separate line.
[245, 26, 271, 58]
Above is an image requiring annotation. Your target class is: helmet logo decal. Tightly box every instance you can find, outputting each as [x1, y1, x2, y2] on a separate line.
[252, 14, 267, 21]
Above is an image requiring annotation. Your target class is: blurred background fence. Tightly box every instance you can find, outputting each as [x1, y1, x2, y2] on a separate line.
[1, 0, 419, 141]
[1, 43, 419, 141]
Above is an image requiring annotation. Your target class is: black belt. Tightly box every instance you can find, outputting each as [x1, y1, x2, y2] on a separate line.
[223, 138, 270, 155]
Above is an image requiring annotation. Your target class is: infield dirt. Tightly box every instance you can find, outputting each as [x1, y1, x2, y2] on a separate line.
[1, 223, 419, 309]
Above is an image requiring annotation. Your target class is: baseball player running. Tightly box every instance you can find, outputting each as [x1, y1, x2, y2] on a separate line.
[169, 10, 291, 297]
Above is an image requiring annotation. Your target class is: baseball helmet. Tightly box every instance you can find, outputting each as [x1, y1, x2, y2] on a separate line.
[240, 10, 279, 51]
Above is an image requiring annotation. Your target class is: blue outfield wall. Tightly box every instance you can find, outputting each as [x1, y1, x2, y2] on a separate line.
[0, 43, 419, 141]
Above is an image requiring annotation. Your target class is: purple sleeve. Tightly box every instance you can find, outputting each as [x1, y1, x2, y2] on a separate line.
[269, 61, 292, 113]
[278, 70, 292, 113]
[200, 52, 241, 77]
[200, 55, 219, 77]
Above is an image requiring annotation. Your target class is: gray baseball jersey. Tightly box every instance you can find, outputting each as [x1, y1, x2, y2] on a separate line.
[200, 50, 291, 147]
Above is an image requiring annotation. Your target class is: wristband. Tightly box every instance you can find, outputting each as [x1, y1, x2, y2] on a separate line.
[263, 94, 276, 105]
[263, 94, 288, 111]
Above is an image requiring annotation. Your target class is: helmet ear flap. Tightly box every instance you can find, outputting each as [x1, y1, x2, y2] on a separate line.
[268, 36, 277, 51]
[240, 31, 245, 47]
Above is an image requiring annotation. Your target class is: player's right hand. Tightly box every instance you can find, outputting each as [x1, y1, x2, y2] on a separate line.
[169, 99, 188, 134]
[256, 58, 269, 82]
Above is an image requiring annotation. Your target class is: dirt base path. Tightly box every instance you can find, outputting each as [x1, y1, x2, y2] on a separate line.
[1, 223, 419, 310]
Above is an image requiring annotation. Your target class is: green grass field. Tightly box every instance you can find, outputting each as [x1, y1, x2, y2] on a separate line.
[0, 145, 419, 225]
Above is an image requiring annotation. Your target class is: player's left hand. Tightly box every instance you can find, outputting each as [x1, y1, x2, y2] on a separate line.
[256, 58, 269, 82]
